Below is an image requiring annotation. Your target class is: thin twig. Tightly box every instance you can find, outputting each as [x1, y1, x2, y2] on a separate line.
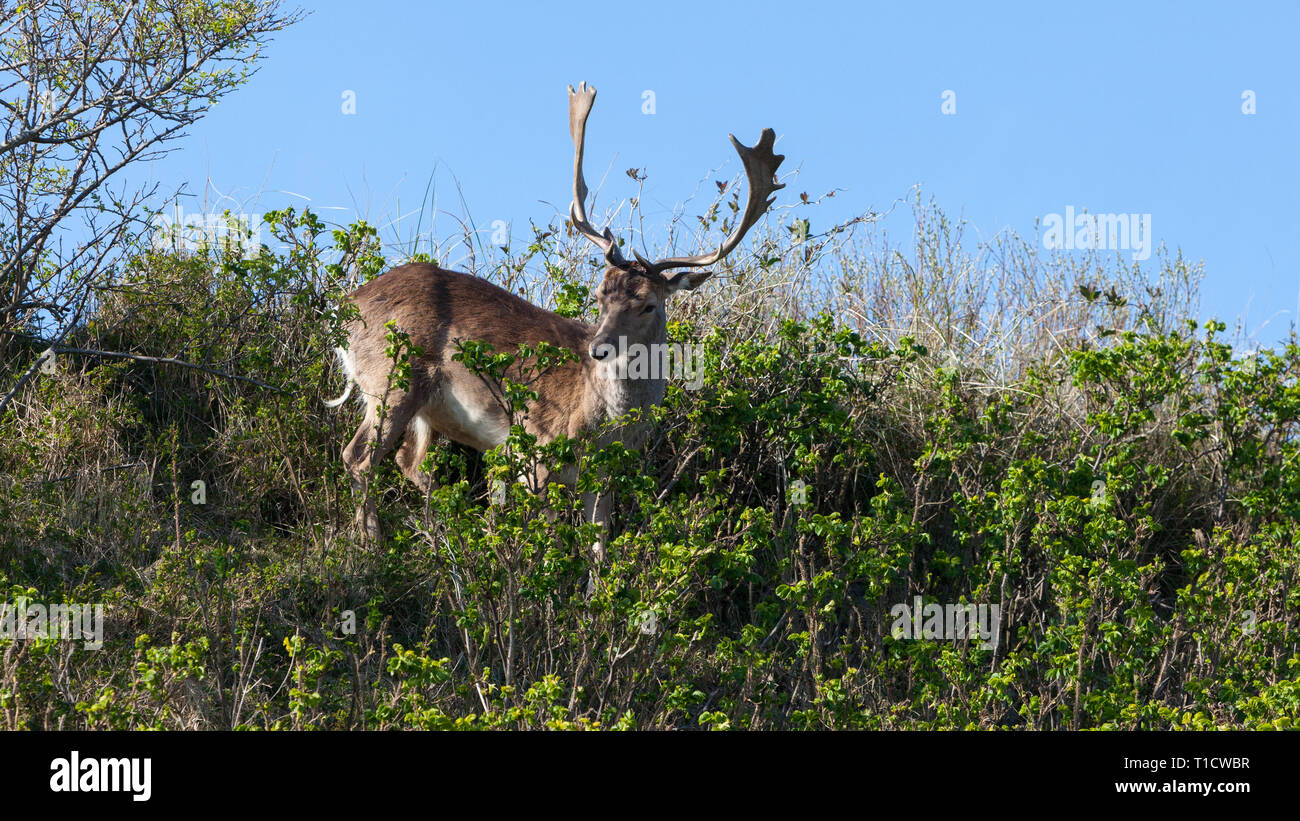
[46, 345, 287, 393]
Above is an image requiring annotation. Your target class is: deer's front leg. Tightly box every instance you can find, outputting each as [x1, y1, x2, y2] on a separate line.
[529, 461, 607, 563]
[583, 488, 611, 563]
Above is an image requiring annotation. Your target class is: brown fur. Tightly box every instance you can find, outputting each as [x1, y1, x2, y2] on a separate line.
[330, 261, 709, 545]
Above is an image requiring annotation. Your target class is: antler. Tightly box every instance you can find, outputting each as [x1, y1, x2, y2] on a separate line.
[635, 128, 785, 277]
[567, 82, 627, 268]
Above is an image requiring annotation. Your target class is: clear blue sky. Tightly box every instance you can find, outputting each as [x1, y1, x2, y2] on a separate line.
[139, 0, 1300, 346]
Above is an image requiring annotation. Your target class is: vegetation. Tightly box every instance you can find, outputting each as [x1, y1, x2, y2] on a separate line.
[0, 0, 300, 411]
[2, 190, 1297, 730]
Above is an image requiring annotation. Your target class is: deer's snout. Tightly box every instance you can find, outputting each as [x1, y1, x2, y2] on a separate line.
[589, 342, 616, 361]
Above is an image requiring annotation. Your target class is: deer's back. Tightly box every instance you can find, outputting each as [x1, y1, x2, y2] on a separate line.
[343, 263, 602, 448]
[348, 263, 591, 354]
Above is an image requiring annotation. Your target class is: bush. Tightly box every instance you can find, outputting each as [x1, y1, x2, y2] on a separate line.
[1, 195, 1296, 730]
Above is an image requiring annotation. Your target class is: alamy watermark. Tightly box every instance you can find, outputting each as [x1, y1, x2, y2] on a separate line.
[889, 596, 1001, 650]
[1, 596, 104, 650]
[1042, 205, 1152, 262]
[50, 751, 151, 802]
[150, 204, 263, 259]
[593, 336, 704, 390]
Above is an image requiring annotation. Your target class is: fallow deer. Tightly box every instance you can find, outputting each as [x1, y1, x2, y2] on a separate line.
[326, 82, 784, 551]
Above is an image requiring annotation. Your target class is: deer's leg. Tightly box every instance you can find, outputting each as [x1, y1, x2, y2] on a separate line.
[529, 461, 574, 495]
[528, 459, 607, 595]
[341, 395, 420, 540]
[395, 412, 438, 494]
[583, 488, 611, 563]
[530, 460, 607, 556]
[341, 416, 374, 487]
[524, 462, 561, 525]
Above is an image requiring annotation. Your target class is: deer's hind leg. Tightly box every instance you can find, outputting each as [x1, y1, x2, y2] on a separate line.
[395, 410, 439, 494]
[341, 391, 423, 540]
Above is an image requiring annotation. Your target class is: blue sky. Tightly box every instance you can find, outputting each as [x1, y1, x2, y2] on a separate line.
[140, 0, 1300, 346]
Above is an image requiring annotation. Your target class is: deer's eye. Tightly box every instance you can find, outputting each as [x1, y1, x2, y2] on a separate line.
[640, 304, 656, 315]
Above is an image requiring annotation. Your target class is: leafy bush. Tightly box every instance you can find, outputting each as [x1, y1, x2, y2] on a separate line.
[1, 195, 1296, 730]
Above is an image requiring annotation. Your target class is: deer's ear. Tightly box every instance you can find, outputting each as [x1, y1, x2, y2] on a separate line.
[665, 269, 713, 293]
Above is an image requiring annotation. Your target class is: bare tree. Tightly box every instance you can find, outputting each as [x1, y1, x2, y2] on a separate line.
[0, 0, 302, 410]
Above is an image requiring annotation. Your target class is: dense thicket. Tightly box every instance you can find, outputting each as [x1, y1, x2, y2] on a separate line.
[1, 199, 1296, 729]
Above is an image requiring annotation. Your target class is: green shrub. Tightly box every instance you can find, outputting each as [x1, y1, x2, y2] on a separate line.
[1, 196, 1295, 730]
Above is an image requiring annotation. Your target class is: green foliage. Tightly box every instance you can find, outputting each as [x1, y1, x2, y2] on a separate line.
[0, 201, 1296, 730]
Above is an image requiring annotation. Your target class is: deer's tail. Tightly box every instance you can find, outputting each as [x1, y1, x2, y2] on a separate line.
[323, 347, 356, 408]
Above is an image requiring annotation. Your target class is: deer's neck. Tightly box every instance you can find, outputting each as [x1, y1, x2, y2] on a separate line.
[583, 328, 668, 421]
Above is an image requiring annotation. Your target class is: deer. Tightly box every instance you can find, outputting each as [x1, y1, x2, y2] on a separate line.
[325, 81, 784, 554]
